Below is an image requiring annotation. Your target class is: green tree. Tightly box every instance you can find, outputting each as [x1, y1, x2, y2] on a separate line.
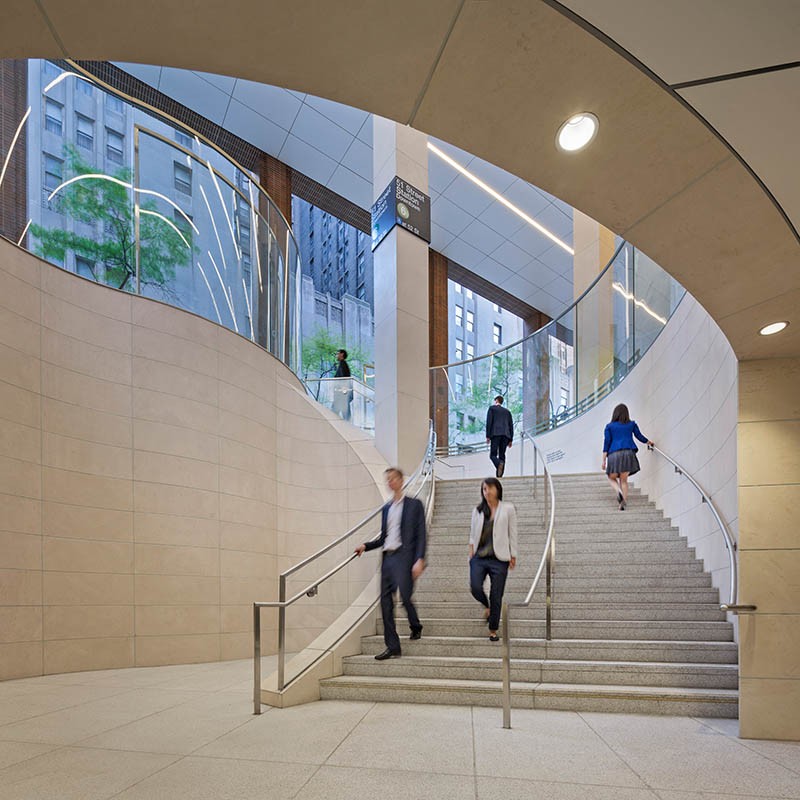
[448, 346, 524, 447]
[301, 325, 369, 387]
[31, 146, 192, 295]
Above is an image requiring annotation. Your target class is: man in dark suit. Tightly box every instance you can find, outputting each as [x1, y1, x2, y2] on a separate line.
[486, 395, 514, 477]
[354, 467, 426, 660]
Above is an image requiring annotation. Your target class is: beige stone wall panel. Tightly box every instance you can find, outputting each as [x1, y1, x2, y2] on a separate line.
[0, 248, 384, 678]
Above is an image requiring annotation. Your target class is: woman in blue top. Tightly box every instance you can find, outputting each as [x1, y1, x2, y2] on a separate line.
[602, 403, 654, 510]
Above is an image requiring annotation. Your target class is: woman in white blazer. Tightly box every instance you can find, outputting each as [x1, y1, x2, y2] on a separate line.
[468, 478, 517, 641]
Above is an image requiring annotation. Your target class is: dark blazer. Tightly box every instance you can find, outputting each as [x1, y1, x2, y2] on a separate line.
[364, 496, 426, 564]
[486, 404, 514, 441]
[334, 359, 351, 378]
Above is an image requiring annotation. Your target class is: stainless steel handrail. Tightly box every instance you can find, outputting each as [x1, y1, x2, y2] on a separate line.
[501, 431, 556, 729]
[253, 422, 436, 713]
[647, 445, 754, 614]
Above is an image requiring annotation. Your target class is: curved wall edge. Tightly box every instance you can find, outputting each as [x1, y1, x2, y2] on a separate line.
[0, 239, 386, 679]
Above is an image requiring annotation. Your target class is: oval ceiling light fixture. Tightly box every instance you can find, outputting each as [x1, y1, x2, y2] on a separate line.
[556, 112, 599, 152]
[759, 321, 789, 336]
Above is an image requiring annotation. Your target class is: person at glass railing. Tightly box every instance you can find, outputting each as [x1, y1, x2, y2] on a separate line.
[486, 395, 514, 478]
[602, 403, 654, 511]
[354, 466, 426, 660]
[332, 348, 353, 421]
[468, 478, 517, 642]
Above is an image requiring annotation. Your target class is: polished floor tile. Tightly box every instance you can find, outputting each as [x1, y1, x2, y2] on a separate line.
[0, 659, 797, 800]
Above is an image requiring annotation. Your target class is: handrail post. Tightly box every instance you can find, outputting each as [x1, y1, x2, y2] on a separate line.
[533, 444, 537, 498]
[253, 604, 261, 715]
[546, 537, 553, 641]
[277, 574, 286, 691]
[501, 602, 511, 729]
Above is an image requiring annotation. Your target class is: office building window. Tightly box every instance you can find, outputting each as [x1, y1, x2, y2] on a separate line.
[454, 282, 462, 293]
[466, 310, 474, 332]
[42, 154, 63, 204]
[466, 343, 474, 359]
[43, 60, 60, 79]
[493, 303, 501, 313]
[76, 115, 94, 150]
[455, 374, 464, 396]
[493, 323, 502, 345]
[455, 339, 463, 360]
[465, 288, 473, 299]
[44, 99, 62, 136]
[175, 130, 193, 148]
[106, 130, 124, 164]
[77, 78, 93, 96]
[455, 305, 463, 327]
[174, 162, 192, 195]
[75, 256, 95, 279]
[105, 93, 124, 114]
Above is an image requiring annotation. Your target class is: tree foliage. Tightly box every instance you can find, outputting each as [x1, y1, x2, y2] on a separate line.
[448, 346, 524, 444]
[301, 325, 369, 384]
[31, 146, 192, 294]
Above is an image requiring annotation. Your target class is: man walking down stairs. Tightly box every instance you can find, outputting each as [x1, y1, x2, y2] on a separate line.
[320, 476, 738, 717]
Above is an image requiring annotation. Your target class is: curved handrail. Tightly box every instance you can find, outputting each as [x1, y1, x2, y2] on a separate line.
[64, 60, 296, 237]
[252, 421, 436, 711]
[646, 445, 754, 614]
[431, 241, 687, 453]
[431, 239, 627, 370]
[501, 430, 556, 729]
[2, 59, 303, 373]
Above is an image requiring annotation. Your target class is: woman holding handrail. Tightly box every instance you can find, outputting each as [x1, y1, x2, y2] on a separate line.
[602, 403, 654, 510]
[468, 478, 517, 642]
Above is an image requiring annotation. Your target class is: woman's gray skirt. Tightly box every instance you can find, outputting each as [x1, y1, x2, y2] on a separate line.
[606, 449, 640, 476]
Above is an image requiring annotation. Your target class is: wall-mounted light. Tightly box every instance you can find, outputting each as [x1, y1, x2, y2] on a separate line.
[556, 113, 599, 152]
[759, 321, 789, 336]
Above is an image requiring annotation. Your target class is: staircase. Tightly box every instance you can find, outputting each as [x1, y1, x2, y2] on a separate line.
[320, 475, 738, 717]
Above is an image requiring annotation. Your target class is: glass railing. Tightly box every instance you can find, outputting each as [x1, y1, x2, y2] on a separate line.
[0, 59, 301, 373]
[431, 242, 685, 454]
[304, 377, 375, 433]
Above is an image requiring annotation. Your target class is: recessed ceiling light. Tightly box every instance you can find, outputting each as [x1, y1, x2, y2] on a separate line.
[759, 321, 789, 336]
[556, 113, 599, 152]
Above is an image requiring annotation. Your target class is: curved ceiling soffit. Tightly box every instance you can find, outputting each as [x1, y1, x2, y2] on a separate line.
[3, 0, 799, 359]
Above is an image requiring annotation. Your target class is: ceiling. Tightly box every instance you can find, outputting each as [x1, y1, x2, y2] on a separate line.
[3, 0, 799, 359]
[113, 63, 576, 317]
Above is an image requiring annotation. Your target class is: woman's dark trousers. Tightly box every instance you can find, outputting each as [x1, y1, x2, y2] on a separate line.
[469, 555, 509, 630]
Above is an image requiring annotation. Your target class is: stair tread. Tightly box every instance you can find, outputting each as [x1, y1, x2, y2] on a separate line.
[344, 654, 737, 670]
[321, 674, 739, 698]
[361, 634, 736, 648]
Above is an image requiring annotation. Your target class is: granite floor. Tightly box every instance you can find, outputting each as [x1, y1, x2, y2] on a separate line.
[0, 658, 798, 799]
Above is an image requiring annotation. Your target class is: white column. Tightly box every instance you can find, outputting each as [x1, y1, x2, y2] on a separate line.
[372, 118, 430, 473]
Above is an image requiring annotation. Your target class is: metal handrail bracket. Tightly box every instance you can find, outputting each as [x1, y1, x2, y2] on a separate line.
[501, 431, 556, 729]
[253, 422, 436, 713]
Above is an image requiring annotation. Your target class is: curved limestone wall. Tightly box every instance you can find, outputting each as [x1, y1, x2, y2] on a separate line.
[0, 239, 385, 679]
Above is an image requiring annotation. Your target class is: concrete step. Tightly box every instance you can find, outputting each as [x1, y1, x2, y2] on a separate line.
[359, 635, 738, 664]
[413, 601, 727, 621]
[379, 617, 735, 641]
[425, 550, 700, 565]
[341, 654, 738, 689]
[414, 589, 722, 605]
[417, 575, 713, 591]
[427, 540, 694, 555]
[319, 675, 738, 717]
